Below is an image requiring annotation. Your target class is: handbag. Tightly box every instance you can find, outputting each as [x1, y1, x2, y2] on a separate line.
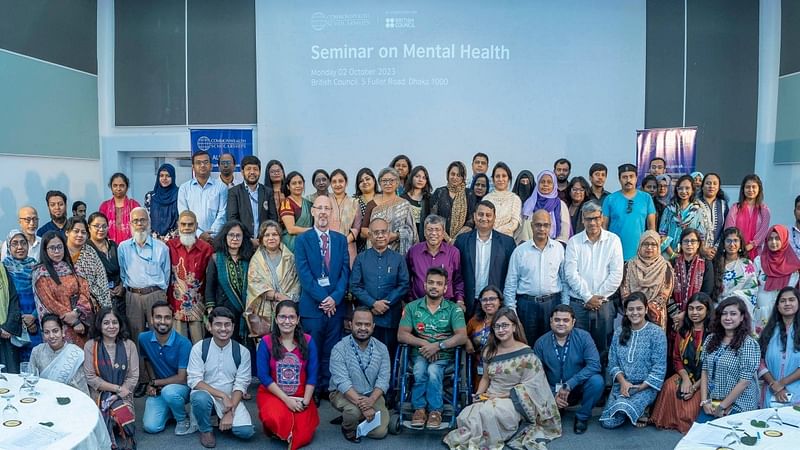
[246, 294, 274, 337]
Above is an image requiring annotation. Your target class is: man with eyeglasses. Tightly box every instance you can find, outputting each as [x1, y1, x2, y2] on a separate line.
[350, 218, 408, 358]
[226, 155, 278, 247]
[1, 206, 41, 261]
[533, 304, 603, 435]
[295, 195, 350, 404]
[119, 207, 171, 394]
[178, 150, 229, 244]
[601, 163, 656, 260]
[564, 201, 623, 368]
[454, 200, 515, 318]
[216, 152, 242, 188]
[329, 307, 391, 442]
[504, 209, 569, 345]
[36, 190, 68, 238]
[407, 214, 465, 309]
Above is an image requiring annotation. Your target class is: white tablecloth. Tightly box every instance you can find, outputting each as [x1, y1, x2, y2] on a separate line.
[676, 406, 800, 449]
[0, 374, 111, 450]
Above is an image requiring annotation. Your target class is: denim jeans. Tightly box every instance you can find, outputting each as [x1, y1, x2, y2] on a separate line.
[143, 384, 190, 433]
[411, 355, 450, 411]
[190, 390, 255, 439]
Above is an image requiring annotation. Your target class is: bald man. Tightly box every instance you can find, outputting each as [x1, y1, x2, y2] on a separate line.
[294, 195, 350, 402]
[1, 206, 42, 261]
[504, 209, 568, 344]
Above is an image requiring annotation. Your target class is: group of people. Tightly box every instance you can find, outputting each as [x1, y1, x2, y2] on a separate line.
[1, 150, 799, 449]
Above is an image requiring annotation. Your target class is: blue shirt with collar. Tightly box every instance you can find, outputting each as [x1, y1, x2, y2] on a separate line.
[533, 328, 602, 392]
[118, 235, 171, 290]
[177, 177, 228, 236]
[138, 329, 192, 380]
[350, 247, 409, 328]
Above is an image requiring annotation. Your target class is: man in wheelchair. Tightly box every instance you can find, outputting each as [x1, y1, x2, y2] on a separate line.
[397, 267, 467, 429]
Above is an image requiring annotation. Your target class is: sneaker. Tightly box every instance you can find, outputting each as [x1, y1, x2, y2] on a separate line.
[426, 411, 442, 429]
[174, 418, 196, 436]
[411, 409, 427, 428]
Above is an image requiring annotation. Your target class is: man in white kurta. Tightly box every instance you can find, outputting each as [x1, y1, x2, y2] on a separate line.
[187, 306, 254, 448]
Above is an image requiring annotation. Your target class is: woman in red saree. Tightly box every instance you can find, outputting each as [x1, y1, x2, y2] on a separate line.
[256, 300, 319, 449]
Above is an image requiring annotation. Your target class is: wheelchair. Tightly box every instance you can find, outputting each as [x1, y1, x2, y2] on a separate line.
[388, 343, 472, 433]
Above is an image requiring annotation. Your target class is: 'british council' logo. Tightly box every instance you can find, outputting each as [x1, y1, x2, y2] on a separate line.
[197, 136, 212, 151]
[311, 12, 327, 31]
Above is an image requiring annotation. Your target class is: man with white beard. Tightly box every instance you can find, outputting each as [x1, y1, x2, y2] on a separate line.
[166, 210, 213, 344]
[119, 207, 171, 395]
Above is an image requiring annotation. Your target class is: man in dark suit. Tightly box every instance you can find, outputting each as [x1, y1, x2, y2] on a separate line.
[454, 199, 516, 317]
[226, 155, 278, 246]
[295, 195, 350, 401]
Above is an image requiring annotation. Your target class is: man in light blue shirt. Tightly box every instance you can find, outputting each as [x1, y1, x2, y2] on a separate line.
[602, 163, 656, 260]
[177, 150, 228, 243]
[119, 207, 171, 390]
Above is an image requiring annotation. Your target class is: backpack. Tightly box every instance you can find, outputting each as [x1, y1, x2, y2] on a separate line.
[201, 338, 242, 369]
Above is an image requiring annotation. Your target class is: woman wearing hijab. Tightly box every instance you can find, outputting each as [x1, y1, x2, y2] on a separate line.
[144, 163, 179, 240]
[2, 229, 41, 362]
[621, 231, 674, 331]
[519, 170, 570, 244]
[0, 255, 21, 373]
[470, 173, 490, 202]
[753, 225, 800, 332]
[655, 174, 672, 207]
[511, 170, 535, 204]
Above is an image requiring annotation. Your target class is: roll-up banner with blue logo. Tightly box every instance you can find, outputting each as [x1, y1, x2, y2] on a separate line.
[190, 129, 253, 173]
[636, 127, 697, 180]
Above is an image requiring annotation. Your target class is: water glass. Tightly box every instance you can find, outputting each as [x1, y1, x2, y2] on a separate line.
[26, 366, 40, 397]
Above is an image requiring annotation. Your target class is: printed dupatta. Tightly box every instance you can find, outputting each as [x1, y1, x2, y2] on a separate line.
[93, 340, 136, 449]
[216, 252, 249, 339]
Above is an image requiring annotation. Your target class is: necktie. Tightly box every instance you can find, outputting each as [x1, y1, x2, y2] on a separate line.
[321, 232, 330, 269]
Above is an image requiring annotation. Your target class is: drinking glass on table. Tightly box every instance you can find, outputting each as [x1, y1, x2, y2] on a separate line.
[1, 389, 18, 423]
[26, 366, 39, 397]
[18, 362, 32, 394]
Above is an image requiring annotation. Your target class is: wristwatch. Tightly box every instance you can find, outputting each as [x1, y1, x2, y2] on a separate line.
[438, 341, 446, 350]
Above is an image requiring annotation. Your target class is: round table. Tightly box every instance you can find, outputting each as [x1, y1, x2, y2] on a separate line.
[0, 374, 111, 450]
[676, 405, 800, 449]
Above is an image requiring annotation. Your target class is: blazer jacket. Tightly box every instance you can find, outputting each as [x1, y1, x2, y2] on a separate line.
[226, 183, 278, 236]
[294, 228, 350, 318]
[454, 229, 516, 316]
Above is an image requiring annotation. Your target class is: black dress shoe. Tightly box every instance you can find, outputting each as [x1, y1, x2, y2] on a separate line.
[330, 416, 344, 425]
[341, 426, 361, 443]
[574, 418, 588, 434]
[134, 383, 148, 398]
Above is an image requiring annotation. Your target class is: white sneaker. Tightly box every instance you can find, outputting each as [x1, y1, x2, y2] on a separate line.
[175, 418, 196, 436]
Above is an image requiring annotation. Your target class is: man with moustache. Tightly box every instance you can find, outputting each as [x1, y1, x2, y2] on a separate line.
[504, 209, 569, 345]
[139, 300, 194, 435]
[295, 195, 350, 403]
[1, 206, 42, 261]
[37, 190, 68, 238]
[398, 267, 467, 430]
[329, 307, 391, 442]
[533, 304, 603, 435]
[587, 163, 610, 204]
[187, 306, 254, 447]
[350, 217, 409, 358]
[167, 211, 213, 344]
[454, 200, 515, 318]
[226, 155, 278, 248]
[217, 152, 243, 188]
[554, 158, 571, 202]
[119, 207, 171, 393]
[407, 214, 465, 308]
[601, 163, 656, 260]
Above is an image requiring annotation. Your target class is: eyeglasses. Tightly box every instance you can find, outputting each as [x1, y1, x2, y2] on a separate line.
[494, 322, 513, 331]
[532, 222, 551, 228]
[131, 218, 148, 224]
[379, 178, 397, 185]
[219, 160, 233, 166]
[724, 238, 741, 245]
[681, 239, 700, 245]
[314, 206, 332, 211]
[570, 188, 585, 193]
[371, 229, 388, 236]
[194, 160, 211, 166]
[583, 215, 602, 223]
[91, 224, 108, 230]
[18, 217, 39, 223]
[626, 199, 634, 214]
[641, 242, 659, 248]
[269, 169, 283, 175]
[227, 233, 243, 240]
[9, 240, 28, 248]
[480, 296, 499, 303]
[47, 244, 64, 252]
[276, 314, 297, 322]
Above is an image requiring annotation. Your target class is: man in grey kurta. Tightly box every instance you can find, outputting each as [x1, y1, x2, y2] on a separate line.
[329, 307, 391, 442]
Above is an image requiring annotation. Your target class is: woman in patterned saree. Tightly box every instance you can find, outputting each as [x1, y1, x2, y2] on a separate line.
[280, 171, 313, 253]
[444, 307, 561, 450]
[361, 168, 418, 255]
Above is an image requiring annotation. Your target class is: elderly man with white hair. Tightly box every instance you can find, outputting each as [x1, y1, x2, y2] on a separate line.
[118, 206, 171, 394]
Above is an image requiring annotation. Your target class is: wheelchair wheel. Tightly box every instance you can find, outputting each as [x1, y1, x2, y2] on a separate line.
[389, 413, 402, 435]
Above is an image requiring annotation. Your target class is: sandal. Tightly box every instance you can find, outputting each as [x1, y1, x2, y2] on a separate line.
[635, 413, 650, 428]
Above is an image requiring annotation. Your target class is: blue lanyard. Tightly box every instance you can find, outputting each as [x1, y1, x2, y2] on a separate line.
[552, 333, 570, 384]
[349, 337, 374, 373]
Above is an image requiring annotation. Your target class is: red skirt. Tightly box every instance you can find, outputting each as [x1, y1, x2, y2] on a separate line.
[257, 384, 319, 450]
[650, 373, 701, 434]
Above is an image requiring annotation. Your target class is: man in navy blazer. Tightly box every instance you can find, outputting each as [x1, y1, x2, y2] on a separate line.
[295, 195, 350, 397]
[226, 155, 278, 245]
[454, 200, 516, 317]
